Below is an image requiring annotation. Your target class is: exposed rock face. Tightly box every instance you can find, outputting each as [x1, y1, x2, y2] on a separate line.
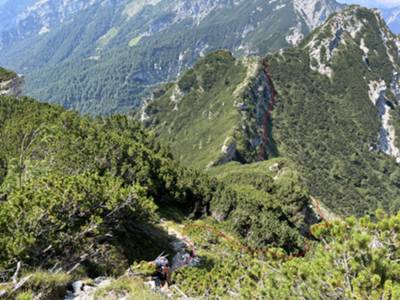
[306, 7, 365, 77]
[211, 58, 277, 166]
[303, 6, 400, 164]
[368, 78, 400, 164]
[0, 75, 24, 96]
[216, 137, 237, 165]
[287, 0, 343, 46]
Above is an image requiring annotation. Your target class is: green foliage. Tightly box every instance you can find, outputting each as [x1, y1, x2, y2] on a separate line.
[0, 173, 156, 270]
[209, 159, 316, 252]
[130, 261, 157, 277]
[15, 292, 34, 300]
[94, 277, 166, 300]
[0, 96, 222, 275]
[173, 211, 400, 299]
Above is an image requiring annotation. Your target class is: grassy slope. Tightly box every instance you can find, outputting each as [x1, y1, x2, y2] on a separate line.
[146, 51, 248, 168]
[209, 158, 301, 189]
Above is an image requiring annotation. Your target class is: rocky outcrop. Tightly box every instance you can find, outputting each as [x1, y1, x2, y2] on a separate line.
[368, 77, 400, 164]
[0, 75, 24, 97]
[237, 59, 277, 161]
[306, 7, 365, 78]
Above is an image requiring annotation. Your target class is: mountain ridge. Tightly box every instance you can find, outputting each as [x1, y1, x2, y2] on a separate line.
[146, 5, 400, 216]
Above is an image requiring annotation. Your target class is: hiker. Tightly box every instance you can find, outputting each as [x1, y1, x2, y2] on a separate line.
[154, 256, 170, 287]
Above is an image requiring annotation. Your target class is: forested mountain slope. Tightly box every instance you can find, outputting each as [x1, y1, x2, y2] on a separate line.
[0, 0, 343, 114]
[269, 5, 400, 216]
[147, 6, 400, 217]
[0, 86, 320, 294]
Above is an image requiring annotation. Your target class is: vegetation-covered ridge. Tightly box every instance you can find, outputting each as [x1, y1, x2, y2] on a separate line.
[145, 6, 400, 219]
[0, 95, 319, 298]
[145, 51, 277, 169]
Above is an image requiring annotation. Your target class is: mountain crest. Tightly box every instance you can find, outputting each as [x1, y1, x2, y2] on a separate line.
[305, 6, 399, 78]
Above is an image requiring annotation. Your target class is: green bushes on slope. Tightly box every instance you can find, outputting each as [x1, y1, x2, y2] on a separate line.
[0, 96, 214, 275]
[209, 159, 316, 252]
[173, 211, 400, 299]
[0, 173, 156, 272]
[0, 96, 315, 279]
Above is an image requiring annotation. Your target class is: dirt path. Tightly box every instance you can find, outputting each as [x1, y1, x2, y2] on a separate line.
[64, 220, 195, 300]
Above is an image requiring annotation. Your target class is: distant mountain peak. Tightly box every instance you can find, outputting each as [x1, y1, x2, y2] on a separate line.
[305, 6, 398, 77]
